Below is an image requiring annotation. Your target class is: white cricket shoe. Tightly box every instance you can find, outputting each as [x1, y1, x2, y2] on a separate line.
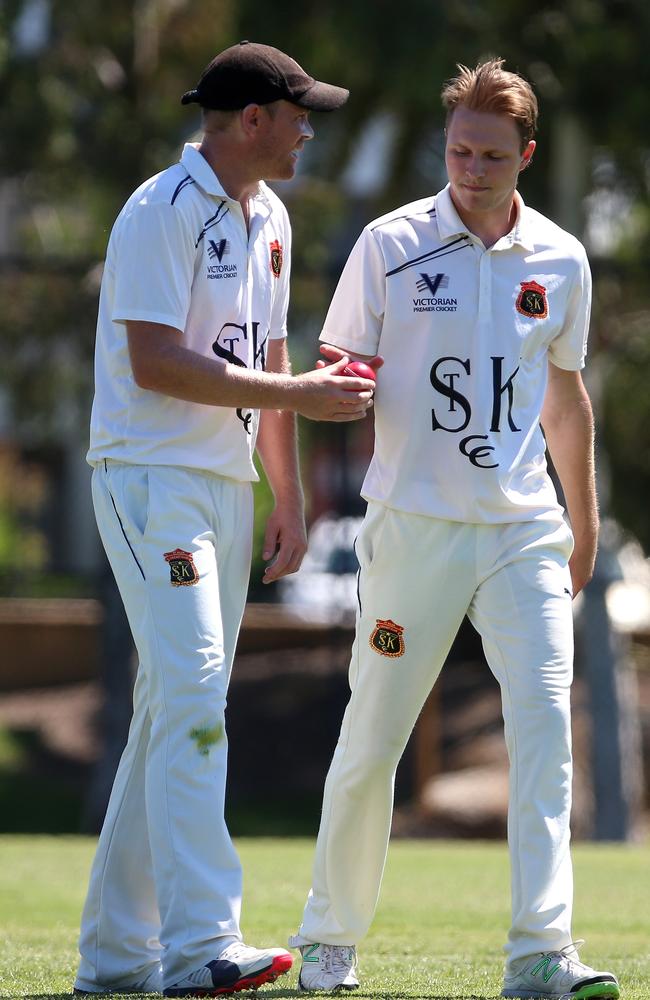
[501, 941, 620, 999]
[290, 940, 359, 992]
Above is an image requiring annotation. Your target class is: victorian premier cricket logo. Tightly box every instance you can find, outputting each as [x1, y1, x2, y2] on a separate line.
[413, 273, 458, 313]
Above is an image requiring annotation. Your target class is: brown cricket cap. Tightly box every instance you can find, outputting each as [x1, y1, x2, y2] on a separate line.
[181, 40, 349, 112]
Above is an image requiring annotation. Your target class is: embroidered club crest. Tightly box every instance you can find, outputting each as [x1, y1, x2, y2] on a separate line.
[516, 280, 548, 319]
[164, 548, 199, 587]
[369, 619, 405, 658]
[270, 239, 283, 278]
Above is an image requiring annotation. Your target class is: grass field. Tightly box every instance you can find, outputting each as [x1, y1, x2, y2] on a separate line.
[0, 836, 648, 999]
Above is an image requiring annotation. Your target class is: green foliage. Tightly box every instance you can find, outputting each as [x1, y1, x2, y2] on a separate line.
[3, 0, 650, 253]
[0, 266, 97, 438]
[602, 307, 650, 551]
[0, 447, 49, 572]
[0, 0, 239, 232]
[1, 0, 650, 555]
[0, 836, 649, 997]
[283, 178, 348, 334]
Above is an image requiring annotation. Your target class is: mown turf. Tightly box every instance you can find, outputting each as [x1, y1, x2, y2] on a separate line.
[0, 836, 648, 999]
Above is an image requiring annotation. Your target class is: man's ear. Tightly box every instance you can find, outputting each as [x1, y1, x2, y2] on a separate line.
[240, 103, 264, 138]
[520, 139, 536, 171]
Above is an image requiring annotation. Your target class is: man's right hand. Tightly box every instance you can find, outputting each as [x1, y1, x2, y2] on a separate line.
[293, 355, 376, 422]
[126, 321, 376, 420]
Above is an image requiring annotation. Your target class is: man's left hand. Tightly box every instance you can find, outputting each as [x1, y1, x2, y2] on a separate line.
[262, 502, 308, 584]
[568, 537, 598, 598]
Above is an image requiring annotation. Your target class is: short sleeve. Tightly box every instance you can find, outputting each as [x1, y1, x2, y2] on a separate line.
[547, 248, 592, 371]
[320, 227, 386, 355]
[269, 211, 292, 340]
[112, 202, 195, 331]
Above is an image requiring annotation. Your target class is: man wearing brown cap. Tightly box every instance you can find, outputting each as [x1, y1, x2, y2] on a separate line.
[74, 41, 369, 998]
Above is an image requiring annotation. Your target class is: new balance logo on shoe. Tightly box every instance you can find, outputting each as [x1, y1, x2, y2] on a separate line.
[290, 941, 359, 992]
[501, 941, 620, 1000]
[530, 956, 562, 983]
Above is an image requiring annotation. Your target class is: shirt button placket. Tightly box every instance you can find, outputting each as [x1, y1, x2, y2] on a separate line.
[478, 250, 492, 331]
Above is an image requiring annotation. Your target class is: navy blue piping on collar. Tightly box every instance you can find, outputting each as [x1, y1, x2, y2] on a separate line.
[170, 175, 195, 206]
[385, 235, 471, 278]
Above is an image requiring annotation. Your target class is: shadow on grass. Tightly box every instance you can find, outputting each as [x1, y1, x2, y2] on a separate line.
[259, 994, 502, 1000]
[16, 993, 502, 1000]
[223, 992, 500, 1000]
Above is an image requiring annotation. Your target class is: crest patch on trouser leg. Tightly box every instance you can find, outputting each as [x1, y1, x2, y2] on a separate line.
[163, 548, 199, 586]
[369, 618, 405, 657]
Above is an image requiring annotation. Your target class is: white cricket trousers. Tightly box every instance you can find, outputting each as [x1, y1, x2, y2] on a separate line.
[294, 502, 575, 971]
[76, 461, 253, 991]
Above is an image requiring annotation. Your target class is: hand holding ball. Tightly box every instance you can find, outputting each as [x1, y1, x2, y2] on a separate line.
[341, 361, 376, 381]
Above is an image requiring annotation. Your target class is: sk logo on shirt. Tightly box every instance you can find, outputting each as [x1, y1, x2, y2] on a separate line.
[370, 619, 405, 658]
[164, 548, 199, 587]
[516, 280, 548, 319]
[270, 239, 283, 277]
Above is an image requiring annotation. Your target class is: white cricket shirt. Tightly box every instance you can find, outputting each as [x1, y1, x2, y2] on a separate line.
[88, 143, 291, 481]
[321, 184, 592, 523]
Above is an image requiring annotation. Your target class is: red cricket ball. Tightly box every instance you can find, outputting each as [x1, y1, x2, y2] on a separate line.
[342, 361, 377, 381]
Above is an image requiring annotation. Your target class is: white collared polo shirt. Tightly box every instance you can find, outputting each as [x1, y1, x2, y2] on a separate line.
[88, 143, 291, 481]
[321, 184, 592, 523]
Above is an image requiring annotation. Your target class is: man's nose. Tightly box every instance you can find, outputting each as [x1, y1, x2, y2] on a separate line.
[466, 156, 485, 178]
[302, 120, 315, 141]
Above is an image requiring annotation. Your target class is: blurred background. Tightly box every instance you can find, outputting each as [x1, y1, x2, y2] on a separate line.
[0, 0, 649, 842]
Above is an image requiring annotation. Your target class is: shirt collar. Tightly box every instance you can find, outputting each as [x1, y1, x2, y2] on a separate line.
[509, 191, 535, 251]
[435, 184, 470, 239]
[435, 183, 535, 252]
[180, 143, 273, 212]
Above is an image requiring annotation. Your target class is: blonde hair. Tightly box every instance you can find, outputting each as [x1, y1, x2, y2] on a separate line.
[201, 102, 279, 133]
[201, 107, 239, 132]
[441, 58, 538, 149]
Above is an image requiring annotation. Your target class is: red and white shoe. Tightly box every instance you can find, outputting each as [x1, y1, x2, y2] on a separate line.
[163, 943, 292, 997]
